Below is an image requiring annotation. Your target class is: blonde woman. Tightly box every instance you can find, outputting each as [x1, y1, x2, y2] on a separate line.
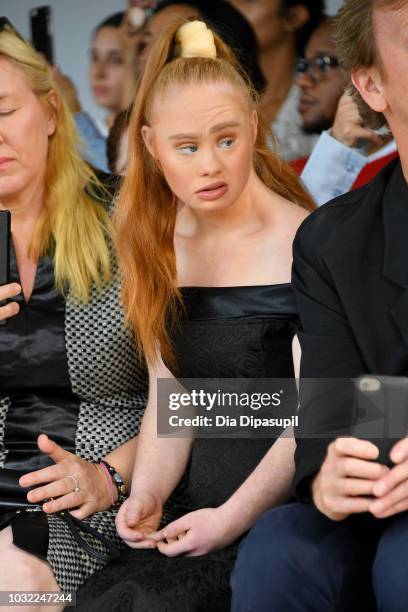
[0, 18, 147, 608]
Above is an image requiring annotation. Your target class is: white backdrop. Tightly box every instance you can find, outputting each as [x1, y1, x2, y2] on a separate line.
[1, 0, 342, 126]
[326, 0, 343, 15]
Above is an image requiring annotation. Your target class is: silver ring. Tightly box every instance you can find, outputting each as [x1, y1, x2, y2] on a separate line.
[66, 475, 80, 493]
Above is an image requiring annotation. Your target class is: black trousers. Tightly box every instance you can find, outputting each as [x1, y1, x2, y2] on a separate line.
[232, 502, 408, 612]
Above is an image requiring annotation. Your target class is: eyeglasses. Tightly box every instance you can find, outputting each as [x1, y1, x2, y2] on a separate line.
[295, 56, 340, 82]
[0, 16, 25, 42]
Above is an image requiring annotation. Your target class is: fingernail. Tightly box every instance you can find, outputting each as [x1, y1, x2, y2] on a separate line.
[393, 450, 405, 462]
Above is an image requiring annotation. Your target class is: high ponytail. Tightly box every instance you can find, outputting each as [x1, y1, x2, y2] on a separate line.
[116, 19, 315, 366]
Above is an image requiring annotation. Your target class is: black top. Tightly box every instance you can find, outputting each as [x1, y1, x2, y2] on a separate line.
[74, 282, 299, 612]
[292, 158, 408, 501]
[170, 284, 298, 509]
[0, 242, 78, 471]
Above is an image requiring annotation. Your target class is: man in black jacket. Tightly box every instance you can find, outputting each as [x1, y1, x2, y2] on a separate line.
[232, 2, 408, 611]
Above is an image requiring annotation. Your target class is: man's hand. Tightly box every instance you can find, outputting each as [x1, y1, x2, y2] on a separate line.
[370, 438, 408, 518]
[332, 93, 383, 148]
[312, 437, 389, 521]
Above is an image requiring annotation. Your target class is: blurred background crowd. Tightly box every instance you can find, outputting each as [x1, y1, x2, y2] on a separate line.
[7, 0, 394, 205]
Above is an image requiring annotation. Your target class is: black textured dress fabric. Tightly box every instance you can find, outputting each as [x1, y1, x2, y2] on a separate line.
[76, 284, 298, 612]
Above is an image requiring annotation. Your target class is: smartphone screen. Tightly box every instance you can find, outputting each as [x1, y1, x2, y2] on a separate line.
[30, 6, 54, 65]
[0, 211, 11, 326]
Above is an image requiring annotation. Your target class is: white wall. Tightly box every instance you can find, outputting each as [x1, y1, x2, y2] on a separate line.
[1, 0, 126, 127]
[326, 0, 343, 15]
[2, 0, 342, 126]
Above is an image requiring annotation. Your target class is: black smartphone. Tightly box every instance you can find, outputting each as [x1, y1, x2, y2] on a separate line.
[0, 210, 11, 327]
[353, 375, 408, 466]
[30, 6, 54, 65]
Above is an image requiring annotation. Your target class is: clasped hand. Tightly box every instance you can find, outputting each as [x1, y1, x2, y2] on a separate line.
[313, 437, 408, 521]
[116, 493, 238, 556]
[19, 434, 112, 519]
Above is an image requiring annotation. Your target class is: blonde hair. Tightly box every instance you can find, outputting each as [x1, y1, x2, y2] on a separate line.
[335, 0, 405, 129]
[117, 19, 315, 366]
[0, 25, 111, 301]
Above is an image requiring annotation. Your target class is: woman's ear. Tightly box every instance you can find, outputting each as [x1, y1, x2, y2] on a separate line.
[250, 110, 258, 145]
[46, 90, 60, 136]
[141, 125, 157, 158]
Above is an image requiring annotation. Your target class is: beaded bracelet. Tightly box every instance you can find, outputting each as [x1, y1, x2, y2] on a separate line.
[97, 461, 115, 506]
[99, 460, 129, 508]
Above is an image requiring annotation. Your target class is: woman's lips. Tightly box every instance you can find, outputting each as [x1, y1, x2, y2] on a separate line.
[92, 85, 110, 98]
[0, 157, 14, 170]
[196, 183, 228, 201]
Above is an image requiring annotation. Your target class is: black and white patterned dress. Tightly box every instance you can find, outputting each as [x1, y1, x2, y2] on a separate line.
[0, 200, 148, 592]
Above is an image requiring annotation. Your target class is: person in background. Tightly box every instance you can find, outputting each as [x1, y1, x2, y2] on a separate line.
[230, 0, 324, 161]
[55, 12, 126, 173]
[295, 17, 398, 205]
[296, 18, 346, 144]
[120, 1, 158, 109]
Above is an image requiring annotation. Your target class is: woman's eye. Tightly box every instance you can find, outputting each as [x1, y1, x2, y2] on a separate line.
[0, 110, 15, 117]
[219, 138, 235, 149]
[177, 144, 198, 155]
[109, 54, 124, 66]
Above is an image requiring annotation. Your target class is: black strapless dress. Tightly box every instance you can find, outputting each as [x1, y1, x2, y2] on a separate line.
[75, 284, 298, 612]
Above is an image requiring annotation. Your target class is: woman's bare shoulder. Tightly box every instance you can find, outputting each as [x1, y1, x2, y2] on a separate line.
[269, 193, 311, 235]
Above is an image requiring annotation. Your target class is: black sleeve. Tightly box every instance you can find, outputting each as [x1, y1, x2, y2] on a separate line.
[292, 219, 367, 502]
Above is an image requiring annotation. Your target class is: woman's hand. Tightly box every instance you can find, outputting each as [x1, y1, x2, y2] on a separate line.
[115, 493, 163, 548]
[149, 506, 241, 557]
[19, 434, 111, 519]
[0, 283, 21, 321]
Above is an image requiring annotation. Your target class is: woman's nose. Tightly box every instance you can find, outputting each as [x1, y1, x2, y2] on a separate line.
[93, 60, 107, 78]
[198, 148, 222, 176]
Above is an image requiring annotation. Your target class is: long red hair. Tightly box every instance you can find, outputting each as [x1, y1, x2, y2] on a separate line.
[116, 19, 315, 366]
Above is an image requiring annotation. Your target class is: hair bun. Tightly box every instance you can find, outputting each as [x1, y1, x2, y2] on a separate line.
[174, 20, 217, 60]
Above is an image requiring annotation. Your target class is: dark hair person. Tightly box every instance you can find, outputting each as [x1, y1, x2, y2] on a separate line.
[0, 19, 147, 603]
[76, 18, 314, 611]
[90, 11, 126, 130]
[230, 0, 325, 160]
